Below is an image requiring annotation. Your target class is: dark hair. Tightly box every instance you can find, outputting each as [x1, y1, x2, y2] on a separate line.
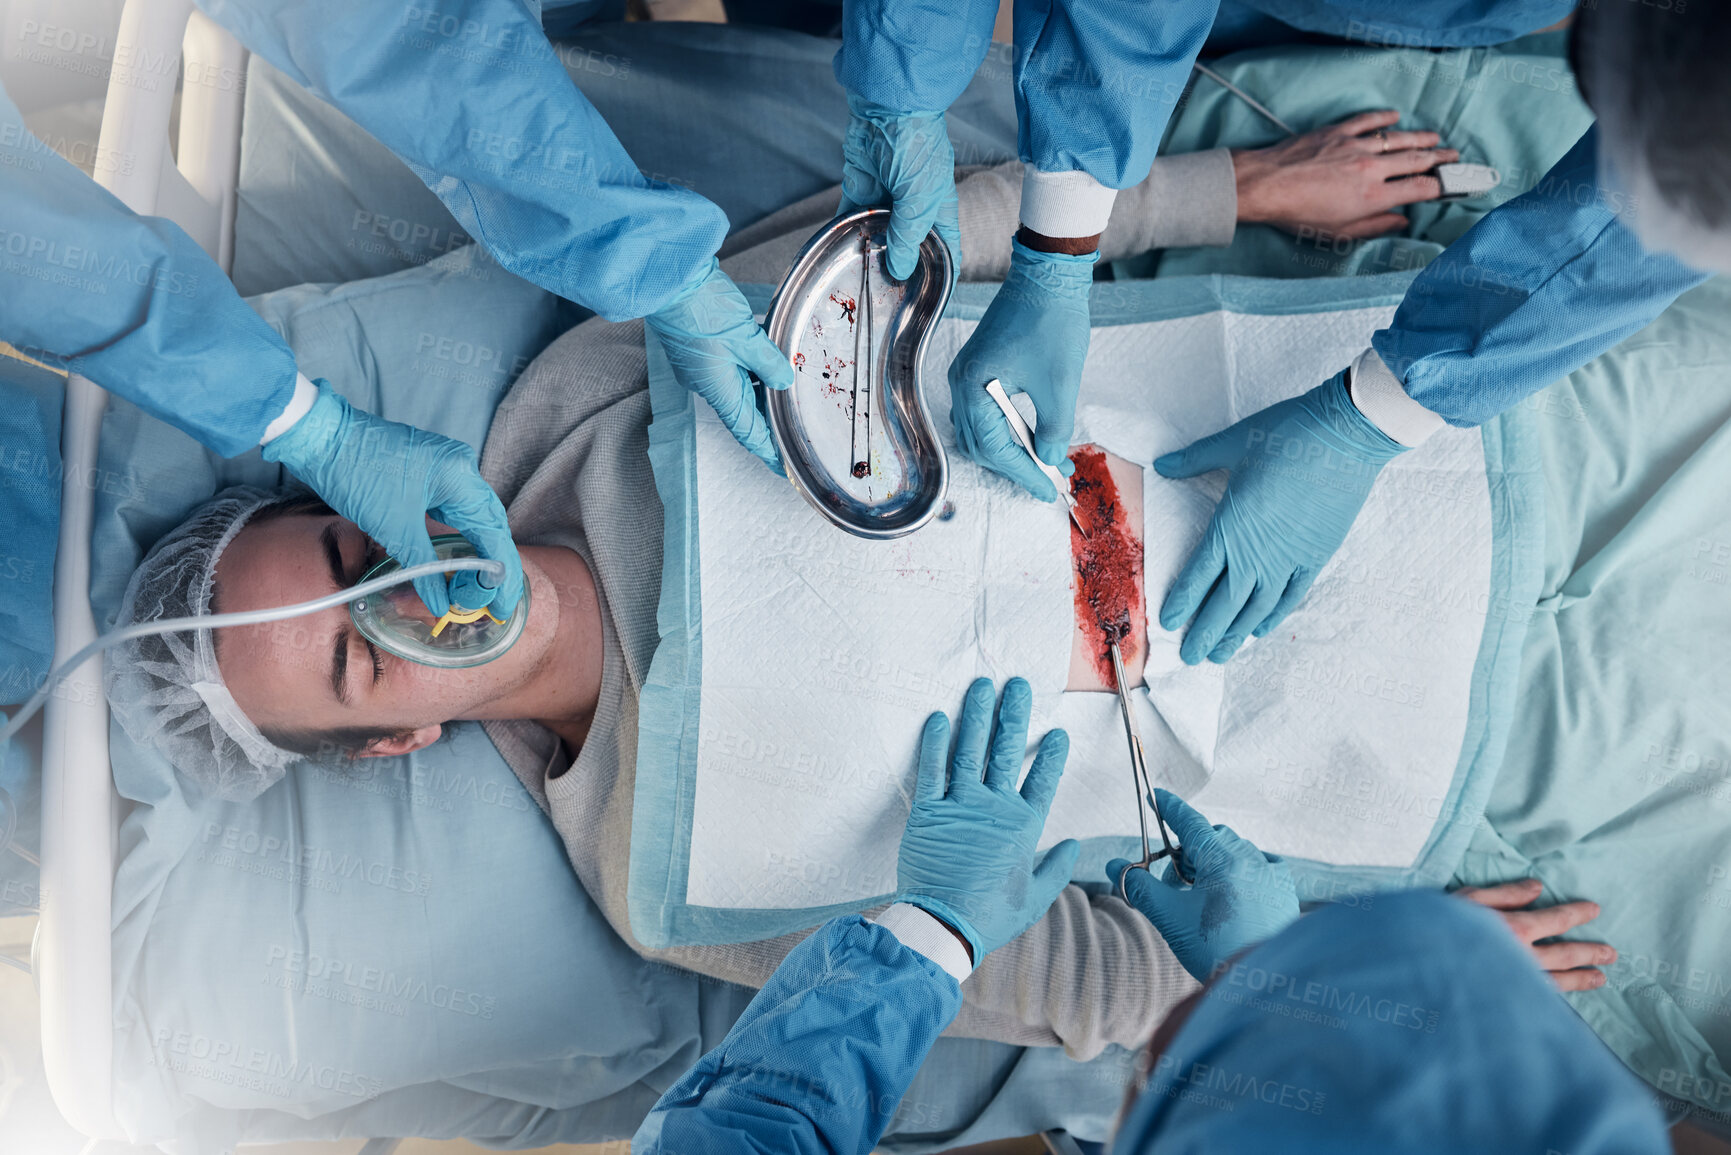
[1572, 1, 1731, 230]
[258, 722, 424, 761]
[215, 491, 419, 761]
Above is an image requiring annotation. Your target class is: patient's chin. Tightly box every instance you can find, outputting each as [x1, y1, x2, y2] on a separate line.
[1066, 445, 1148, 693]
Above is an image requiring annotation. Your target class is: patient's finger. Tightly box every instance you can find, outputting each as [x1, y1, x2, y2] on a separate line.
[1373, 175, 1447, 213]
[1019, 729, 1071, 815]
[1358, 128, 1443, 154]
[1159, 522, 1227, 632]
[1500, 899, 1604, 945]
[949, 677, 997, 790]
[1376, 147, 1458, 179]
[1532, 939, 1617, 974]
[1330, 109, 1402, 138]
[915, 711, 951, 805]
[1551, 967, 1609, 992]
[1456, 878, 1545, 911]
[985, 677, 1034, 791]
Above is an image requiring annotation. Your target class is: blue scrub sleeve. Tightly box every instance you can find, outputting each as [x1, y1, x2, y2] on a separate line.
[1011, 0, 1219, 188]
[0, 86, 296, 458]
[834, 0, 1000, 118]
[634, 916, 963, 1155]
[1373, 127, 1711, 428]
[198, 0, 727, 322]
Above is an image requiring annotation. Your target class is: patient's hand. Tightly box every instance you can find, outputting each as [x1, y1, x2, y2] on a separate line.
[1457, 879, 1616, 992]
[1233, 110, 1457, 241]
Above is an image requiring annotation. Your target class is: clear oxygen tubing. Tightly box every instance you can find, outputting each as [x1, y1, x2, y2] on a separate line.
[1190, 61, 1296, 136]
[0, 556, 504, 746]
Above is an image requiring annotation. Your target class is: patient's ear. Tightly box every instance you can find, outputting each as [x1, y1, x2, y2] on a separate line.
[357, 724, 442, 759]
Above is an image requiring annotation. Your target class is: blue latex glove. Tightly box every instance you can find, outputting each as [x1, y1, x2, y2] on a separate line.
[837, 94, 961, 282]
[1110, 789, 1299, 982]
[948, 240, 1095, 500]
[263, 381, 523, 620]
[1155, 370, 1406, 664]
[646, 258, 795, 473]
[897, 677, 1081, 962]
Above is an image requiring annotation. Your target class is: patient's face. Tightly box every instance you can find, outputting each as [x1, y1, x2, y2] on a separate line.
[212, 512, 565, 750]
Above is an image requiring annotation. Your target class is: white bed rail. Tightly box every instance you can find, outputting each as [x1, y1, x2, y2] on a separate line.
[38, 0, 246, 1140]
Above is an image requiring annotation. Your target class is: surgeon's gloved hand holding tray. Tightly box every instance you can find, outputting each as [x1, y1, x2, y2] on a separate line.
[631, 268, 1545, 948]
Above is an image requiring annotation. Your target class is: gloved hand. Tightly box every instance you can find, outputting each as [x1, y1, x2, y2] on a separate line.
[897, 676, 1081, 962]
[646, 257, 795, 473]
[1110, 789, 1299, 982]
[948, 240, 1095, 500]
[837, 94, 960, 282]
[263, 380, 523, 620]
[1155, 369, 1405, 664]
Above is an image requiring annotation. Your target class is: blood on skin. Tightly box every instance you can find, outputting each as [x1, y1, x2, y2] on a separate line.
[1070, 446, 1146, 687]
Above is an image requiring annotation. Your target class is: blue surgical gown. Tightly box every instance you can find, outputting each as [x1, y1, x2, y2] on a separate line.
[633, 915, 962, 1155]
[1, 0, 727, 456]
[0, 84, 296, 458]
[837, 0, 1709, 427]
[198, 0, 726, 321]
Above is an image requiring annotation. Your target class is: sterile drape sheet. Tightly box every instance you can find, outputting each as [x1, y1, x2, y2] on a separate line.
[631, 272, 1543, 949]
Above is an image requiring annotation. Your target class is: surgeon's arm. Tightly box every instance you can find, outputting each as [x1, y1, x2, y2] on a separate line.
[637, 678, 1078, 1155]
[1366, 126, 1709, 437]
[197, 0, 725, 323]
[0, 86, 296, 457]
[833, 0, 1000, 120]
[1155, 127, 1711, 662]
[634, 913, 965, 1155]
[1012, 0, 1219, 238]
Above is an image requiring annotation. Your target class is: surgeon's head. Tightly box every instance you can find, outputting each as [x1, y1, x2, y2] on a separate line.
[1572, 1, 1731, 272]
[106, 486, 584, 800]
[1111, 891, 1667, 1154]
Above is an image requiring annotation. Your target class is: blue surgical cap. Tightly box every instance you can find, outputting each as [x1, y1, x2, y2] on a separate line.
[1113, 890, 1667, 1154]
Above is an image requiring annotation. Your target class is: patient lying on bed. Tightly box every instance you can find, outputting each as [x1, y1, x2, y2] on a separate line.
[112, 308, 1613, 1065]
[109, 311, 1201, 1058]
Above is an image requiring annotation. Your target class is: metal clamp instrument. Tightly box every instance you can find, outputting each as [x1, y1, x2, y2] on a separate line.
[1109, 640, 1191, 895]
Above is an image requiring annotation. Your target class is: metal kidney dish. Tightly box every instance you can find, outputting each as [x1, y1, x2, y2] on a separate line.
[762, 209, 953, 539]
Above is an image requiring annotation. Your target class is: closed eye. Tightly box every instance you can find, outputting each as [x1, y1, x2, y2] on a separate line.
[366, 638, 385, 685]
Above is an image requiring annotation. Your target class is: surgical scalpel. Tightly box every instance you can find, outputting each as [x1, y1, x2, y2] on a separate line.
[1110, 640, 1192, 895]
[981, 378, 1087, 536]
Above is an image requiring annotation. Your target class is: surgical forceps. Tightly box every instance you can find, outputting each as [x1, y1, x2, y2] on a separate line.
[1110, 641, 1191, 897]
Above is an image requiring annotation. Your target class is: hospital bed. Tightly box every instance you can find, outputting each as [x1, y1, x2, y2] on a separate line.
[39, 0, 245, 1139]
[26, 5, 1731, 1149]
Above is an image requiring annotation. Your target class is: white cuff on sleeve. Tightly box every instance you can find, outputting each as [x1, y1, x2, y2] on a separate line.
[1020, 168, 1119, 239]
[871, 903, 974, 984]
[1349, 348, 1447, 448]
[260, 373, 320, 445]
